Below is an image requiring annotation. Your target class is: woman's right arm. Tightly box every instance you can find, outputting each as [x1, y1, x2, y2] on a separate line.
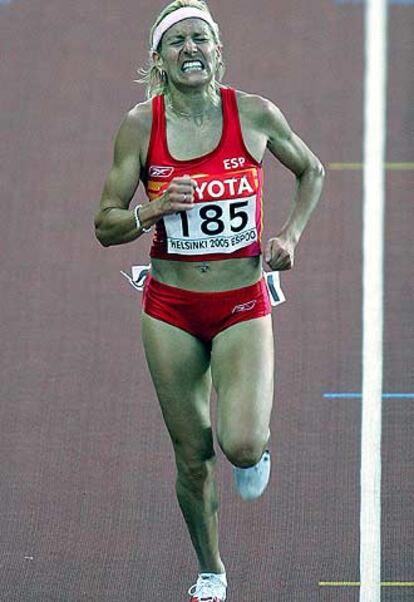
[94, 109, 158, 247]
[95, 108, 198, 247]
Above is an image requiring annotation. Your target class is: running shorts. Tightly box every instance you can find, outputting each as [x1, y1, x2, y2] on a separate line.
[142, 274, 272, 343]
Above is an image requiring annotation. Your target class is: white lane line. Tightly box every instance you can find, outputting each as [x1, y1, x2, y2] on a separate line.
[323, 393, 414, 399]
[360, 0, 388, 600]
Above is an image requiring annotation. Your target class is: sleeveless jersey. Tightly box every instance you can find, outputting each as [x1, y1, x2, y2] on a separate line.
[144, 87, 264, 261]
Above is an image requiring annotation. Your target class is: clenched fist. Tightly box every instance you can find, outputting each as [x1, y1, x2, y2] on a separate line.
[264, 236, 295, 271]
[157, 175, 198, 216]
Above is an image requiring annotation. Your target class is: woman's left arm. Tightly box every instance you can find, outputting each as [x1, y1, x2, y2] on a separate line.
[258, 98, 326, 270]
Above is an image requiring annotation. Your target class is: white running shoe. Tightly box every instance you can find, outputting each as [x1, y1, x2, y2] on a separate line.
[233, 450, 271, 500]
[188, 572, 227, 601]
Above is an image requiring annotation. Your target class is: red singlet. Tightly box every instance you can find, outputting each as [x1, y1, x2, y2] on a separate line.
[144, 87, 264, 262]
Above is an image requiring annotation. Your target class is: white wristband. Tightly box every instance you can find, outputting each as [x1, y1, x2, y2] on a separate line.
[134, 204, 152, 233]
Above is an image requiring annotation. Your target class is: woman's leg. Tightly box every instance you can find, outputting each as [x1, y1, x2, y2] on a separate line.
[210, 315, 274, 468]
[141, 312, 225, 574]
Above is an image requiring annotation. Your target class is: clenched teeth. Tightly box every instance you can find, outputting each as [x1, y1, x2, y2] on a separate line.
[182, 60, 204, 72]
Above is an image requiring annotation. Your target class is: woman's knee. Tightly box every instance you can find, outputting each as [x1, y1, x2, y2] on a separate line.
[175, 444, 217, 492]
[219, 432, 269, 468]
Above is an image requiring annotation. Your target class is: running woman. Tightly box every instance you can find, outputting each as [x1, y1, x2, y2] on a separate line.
[94, 1, 325, 600]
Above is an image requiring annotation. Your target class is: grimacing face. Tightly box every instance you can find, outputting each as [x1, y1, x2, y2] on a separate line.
[153, 18, 222, 89]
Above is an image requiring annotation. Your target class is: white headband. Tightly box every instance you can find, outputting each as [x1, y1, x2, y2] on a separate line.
[152, 7, 217, 52]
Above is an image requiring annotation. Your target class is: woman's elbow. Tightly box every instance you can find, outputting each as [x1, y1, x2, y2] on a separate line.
[318, 161, 326, 179]
[95, 230, 111, 247]
[94, 213, 112, 247]
[311, 158, 325, 179]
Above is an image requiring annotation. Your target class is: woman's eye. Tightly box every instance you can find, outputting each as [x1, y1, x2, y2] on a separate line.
[169, 36, 209, 45]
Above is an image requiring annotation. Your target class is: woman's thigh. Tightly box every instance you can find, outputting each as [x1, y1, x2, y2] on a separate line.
[210, 315, 274, 454]
[140, 312, 214, 464]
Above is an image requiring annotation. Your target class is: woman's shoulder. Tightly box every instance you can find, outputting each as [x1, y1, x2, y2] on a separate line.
[114, 99, 154, 166]
[125, 98, 153, 134]
[233, 88, 278, 113]
[232, 88, 282, 130]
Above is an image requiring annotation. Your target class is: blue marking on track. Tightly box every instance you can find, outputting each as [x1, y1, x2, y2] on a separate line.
[0, 1, 13, 4]
[335, 0, 414, 4]
[324, 393, 414, 399]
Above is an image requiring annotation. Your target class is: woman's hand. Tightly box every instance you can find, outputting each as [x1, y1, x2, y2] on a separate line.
[264, 236, 295, 271]
[156, 175, 198, 216]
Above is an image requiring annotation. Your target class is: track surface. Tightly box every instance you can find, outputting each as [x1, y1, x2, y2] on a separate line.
[1, 1, 413, 600]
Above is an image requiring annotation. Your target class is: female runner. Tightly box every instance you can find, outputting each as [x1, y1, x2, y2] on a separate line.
[95, 1, 325, 600]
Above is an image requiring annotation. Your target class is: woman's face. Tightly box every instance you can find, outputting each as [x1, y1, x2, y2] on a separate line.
[154, 18, 221, 90]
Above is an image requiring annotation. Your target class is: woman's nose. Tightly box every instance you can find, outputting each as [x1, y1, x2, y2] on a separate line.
[183, 38, 197, 54]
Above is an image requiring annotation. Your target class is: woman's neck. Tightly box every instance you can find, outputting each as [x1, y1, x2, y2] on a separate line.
[164, 86, 221, 121]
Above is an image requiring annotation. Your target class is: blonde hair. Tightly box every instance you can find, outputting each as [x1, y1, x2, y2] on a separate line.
[134, 0, 225, 102]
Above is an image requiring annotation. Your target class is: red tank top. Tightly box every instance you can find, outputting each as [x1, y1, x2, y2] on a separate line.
[144, 87, 264, 261]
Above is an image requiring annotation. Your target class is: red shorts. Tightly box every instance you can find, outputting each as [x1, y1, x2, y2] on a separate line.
[142, 274, 271, 343]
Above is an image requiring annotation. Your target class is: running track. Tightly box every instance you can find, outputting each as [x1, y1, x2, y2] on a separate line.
[0, 1, 413, 600]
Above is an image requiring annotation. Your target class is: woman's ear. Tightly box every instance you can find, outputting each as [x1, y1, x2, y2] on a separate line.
[152, 51, 163, 69]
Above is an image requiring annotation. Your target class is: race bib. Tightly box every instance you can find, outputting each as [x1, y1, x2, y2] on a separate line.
[163, 196, 257, 255]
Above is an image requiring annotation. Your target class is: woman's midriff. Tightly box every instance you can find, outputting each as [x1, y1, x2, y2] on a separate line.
[150, 256, 262, 292]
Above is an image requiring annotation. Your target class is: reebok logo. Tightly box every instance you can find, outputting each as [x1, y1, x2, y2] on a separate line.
[149, 166, 175, 178]
[231, 300, 257, 314]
